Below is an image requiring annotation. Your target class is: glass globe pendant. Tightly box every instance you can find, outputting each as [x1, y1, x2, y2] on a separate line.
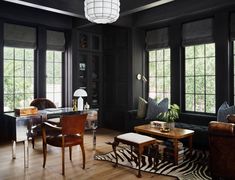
[84, 0, 120, 24]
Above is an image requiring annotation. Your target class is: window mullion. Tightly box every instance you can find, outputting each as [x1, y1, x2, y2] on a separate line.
[193, 46, 196, 112]
[204, 44, 206, 113]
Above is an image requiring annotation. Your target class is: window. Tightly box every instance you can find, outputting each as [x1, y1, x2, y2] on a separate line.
[46, 51, 63, 107]
[185, 43, 215, 113]
[4, 47, 34, 112]
[148, 48, 171, 103]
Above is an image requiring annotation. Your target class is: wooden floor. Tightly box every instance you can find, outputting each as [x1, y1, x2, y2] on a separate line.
[0, 128, 177, 180]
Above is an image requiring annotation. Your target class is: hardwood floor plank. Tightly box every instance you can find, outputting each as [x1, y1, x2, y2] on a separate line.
[0, 128, 177, 180]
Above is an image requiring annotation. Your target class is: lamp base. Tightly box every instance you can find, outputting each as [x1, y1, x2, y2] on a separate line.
[77, 96, 84, 111]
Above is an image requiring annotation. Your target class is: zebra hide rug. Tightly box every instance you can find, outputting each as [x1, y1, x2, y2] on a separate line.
[94, 147, 211, 180]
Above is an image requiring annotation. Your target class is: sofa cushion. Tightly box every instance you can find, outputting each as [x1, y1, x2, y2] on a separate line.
[145, 98, 168, 120]
[137, 97, 148, 119]
[217, 101, 235, 122]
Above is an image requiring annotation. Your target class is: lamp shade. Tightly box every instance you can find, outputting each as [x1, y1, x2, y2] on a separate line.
[84, 0, 120, 24]
[74, 89, 88, 97]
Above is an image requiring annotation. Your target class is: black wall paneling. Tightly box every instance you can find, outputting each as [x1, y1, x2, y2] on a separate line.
[214, 12, 230, 107]
[230, 13, 235, 105]
[131, 28, 145, 108]
[64, 29, 75, 107]
[37, 26, 47, 98]
[169, 24, 182, 107]
[103, 25, 130, 131]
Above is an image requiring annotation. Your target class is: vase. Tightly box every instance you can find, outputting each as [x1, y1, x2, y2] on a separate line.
[167, 122, 175, 130]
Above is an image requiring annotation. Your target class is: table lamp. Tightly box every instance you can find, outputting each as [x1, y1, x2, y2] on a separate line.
[73, 89, 88, 111]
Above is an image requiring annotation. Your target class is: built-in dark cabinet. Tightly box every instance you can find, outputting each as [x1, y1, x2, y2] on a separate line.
[76, 31, 102, 109]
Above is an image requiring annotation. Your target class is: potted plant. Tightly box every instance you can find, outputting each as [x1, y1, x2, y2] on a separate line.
[157, 104, 180, 130]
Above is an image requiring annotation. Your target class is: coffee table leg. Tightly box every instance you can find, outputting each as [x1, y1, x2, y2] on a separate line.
[188, 135, 193, 158]
[173, 139, 178, 165]
[112, 140, 119, 168]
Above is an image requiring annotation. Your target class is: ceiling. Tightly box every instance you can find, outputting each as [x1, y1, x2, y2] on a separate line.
[2, 0, 175, 19]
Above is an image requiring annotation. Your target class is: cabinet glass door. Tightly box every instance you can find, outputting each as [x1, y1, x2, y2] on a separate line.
[92, 35, 101, 51]
[91, 55, 100, 80]
[79, 53, 88, 80]
[79, 33, 89, 49]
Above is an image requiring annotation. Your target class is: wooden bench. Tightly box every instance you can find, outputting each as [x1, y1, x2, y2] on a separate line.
[112, 132, 157, 178]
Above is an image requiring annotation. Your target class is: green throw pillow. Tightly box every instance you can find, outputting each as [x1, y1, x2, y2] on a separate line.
[137, 97, 148, 119]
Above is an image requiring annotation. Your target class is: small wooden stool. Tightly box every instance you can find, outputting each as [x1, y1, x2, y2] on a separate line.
[112, 132, 157, 178]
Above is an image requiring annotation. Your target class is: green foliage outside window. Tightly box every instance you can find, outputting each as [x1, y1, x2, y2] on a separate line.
[46, 51, 62, 107]
[4, 47, 34, 112]
[185, 43, 215, 113]
[148, 48, 171, 104]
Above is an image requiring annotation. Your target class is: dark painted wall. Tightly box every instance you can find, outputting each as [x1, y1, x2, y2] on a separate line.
[131, 28, 145, 108]
[102, 25, 130, 131]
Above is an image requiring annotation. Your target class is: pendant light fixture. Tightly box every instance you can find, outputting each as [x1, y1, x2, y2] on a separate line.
[84, 0, 120, 24]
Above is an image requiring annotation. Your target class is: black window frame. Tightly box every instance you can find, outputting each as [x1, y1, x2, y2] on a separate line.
[184, 43, 216, 114]
[147, 47, 171, 104]
[3, 47, 35, 112]
[46, 50, 65, 108]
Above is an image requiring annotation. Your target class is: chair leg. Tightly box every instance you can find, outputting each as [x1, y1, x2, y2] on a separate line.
[32, 137, 35, 149]
[80, 143, 85, 169]
[69, 147, 72, 161]
[42, 142, 47, 168]
[62, 146, 65, 175]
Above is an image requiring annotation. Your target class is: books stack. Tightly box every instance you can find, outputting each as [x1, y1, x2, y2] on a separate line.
[155, 139, 166, 160]
[163, 139, 184, 163]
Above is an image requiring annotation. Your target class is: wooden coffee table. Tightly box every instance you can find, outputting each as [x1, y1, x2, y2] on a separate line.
[134, 124, 194, 165]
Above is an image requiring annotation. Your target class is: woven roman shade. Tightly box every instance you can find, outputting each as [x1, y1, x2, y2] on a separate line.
[146, 27, 169, 50]
[4, 23, 36, 49]
[47, 30, 65, 51]
[182, 18, 214, 46]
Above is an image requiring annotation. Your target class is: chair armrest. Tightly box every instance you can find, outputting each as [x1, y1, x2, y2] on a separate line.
[227, 114, 235, 123]
[43, 122, 62, 131]
[209, 121, 235, 137]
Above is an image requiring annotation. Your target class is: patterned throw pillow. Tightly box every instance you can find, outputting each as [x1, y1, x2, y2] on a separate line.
[145, 98, 168, 120]
[137, 97, 148, 119]
[217, 101, 235, 122]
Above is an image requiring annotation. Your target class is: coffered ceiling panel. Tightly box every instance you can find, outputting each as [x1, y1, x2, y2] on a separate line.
[3, 0, 175, 18]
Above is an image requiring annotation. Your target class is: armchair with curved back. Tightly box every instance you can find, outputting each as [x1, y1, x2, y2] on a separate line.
[29, 98, 57, 148]
[208, 115, 235, 180]
[42, 113, 88, 175]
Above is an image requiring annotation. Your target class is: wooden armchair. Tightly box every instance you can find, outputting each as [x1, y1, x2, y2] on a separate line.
[29, 98, 57, 148]
[30, 98, 56, 110]
[208, 120, 235, 180]
[42, 113, 87, 175]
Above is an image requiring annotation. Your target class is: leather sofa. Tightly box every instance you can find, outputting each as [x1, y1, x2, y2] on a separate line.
[209, 116, 235, 179]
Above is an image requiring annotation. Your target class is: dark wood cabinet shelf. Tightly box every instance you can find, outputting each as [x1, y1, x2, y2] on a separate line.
[76, 31, 102, 110]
